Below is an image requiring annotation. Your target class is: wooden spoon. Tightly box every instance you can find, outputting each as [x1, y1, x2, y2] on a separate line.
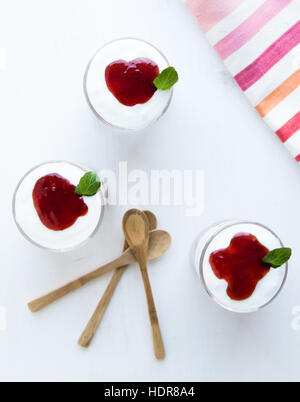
[123, 209, 166, 360]
[78, 211, 158, 348]
[28, 229, 171, 313]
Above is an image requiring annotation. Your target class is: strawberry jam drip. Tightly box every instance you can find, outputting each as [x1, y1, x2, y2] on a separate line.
[209, 233, 270, 301]
[105, 58, 160, 107]
[32, 174, 88, 231]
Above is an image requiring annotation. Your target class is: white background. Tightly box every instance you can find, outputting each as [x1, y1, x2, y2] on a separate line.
[0, 0, 300, 382]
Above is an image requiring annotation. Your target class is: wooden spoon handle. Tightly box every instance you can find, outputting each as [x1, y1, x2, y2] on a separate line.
[28, 255, 125, 313]
[140, 266, 165, 360]
[78, 240, 129, 348]
[78, 265, 127, 348]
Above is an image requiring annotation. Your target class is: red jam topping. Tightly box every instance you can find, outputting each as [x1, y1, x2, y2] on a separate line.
[105, 58, 160, 107]
[32, 174, 88, 231]
[209, 233, 270, 301]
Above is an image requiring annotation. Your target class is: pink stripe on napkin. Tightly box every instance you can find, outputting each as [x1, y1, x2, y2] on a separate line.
[276, 112, 300, 142]
[235, 21, 300, 91]
[215, 0, 292, 60]
[186, 0, 245, 33]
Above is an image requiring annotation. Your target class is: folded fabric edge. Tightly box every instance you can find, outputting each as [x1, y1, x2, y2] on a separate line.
[185, 0, 300, 164]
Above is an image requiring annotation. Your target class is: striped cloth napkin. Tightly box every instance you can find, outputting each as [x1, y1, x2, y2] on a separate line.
[185, 0, 300, 163]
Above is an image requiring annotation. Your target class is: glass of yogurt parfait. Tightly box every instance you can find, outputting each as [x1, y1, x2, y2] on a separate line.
[84, 38, 175, 131]
[193, 221, 288, 313]
[13, 161, 104, 252]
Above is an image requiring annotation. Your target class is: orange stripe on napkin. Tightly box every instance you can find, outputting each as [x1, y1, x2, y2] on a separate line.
[256, 69, 300, 118]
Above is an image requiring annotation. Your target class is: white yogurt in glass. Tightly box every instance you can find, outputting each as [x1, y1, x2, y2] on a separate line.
[194, 221, 288, 313]
[13, 161, 104, 252]
[84, 38, 173, 131]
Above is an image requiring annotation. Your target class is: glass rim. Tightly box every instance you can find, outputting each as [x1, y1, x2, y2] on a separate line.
[198, 220, 289, 314]
[12, 160, 105, 253]
[83, 37, 174, 132]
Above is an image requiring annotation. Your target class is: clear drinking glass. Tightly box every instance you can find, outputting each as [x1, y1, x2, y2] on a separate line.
[84, 38, 173, 132]
[193, 221, 288, 313]
[12, 161, 104, 253]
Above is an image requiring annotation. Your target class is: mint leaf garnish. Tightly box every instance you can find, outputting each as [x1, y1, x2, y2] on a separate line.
[262, 248, 292, 268]
[154, 67, 178, 91]
[75, 172, 101, 197]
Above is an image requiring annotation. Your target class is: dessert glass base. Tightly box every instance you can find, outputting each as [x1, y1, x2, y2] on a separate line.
[13, 161, 104, 253]
[193, 221, 288, 313]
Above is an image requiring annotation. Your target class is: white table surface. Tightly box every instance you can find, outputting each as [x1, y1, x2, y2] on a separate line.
[1, 0, 300, 382]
